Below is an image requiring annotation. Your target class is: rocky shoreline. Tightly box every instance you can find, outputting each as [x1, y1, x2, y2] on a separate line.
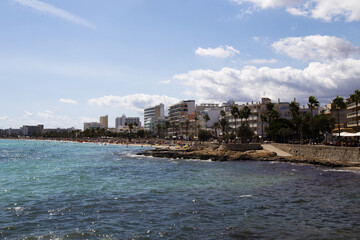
[137, 145, 360, 168]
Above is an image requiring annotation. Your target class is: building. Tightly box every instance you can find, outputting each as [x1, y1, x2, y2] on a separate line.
[115, 115, 141, 129]
[115, 115, 127, 128]
[100, 115, 108, 129]
[346, 101, 359, 131]
[84, 122, 101, 130]
[20, 125, 44, 136]
[144, 103, 167, 134]
[168, 100, 195, 137]
[144, 103, 164, 130]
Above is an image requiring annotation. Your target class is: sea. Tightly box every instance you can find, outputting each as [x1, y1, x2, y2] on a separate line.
[0, 139, 359, 239]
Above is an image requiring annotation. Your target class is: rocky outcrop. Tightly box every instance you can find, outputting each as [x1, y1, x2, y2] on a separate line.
[137, 145, 360, 168]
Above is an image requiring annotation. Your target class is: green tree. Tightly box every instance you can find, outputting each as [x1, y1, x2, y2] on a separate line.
[260, 113, 267, 140]
[289, 101, 300, 140]
[350, 89, 360, 132]
[237, 123, 254, 141]
[212, 121, 220, 138]
[333, 95, 347, 137]
[241, 106, 252, 124]
[203, 114, 210, 129]
[219, 118, 229, 136]
[313, 113, 335, 136]
[185, 120, 190, 139]
[231, 106, 239, 135]
[198, 129, 212, 141]
[265, 102, 280, 124]
[266, 118, 293, 142]
[165, 121, 171, 137]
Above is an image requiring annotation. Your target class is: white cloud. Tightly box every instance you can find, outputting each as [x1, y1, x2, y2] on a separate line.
[246, 58, 277, 64]
[172, 58, 360, 104]
[233, 0, 360, 22]
[59, 98, 78, 104]
[272, 35, 360, 61]
[0, 116, 9, 121]
[37, 110, 53, 118]
[195, 46, 240, 58]
[13, 0, 95, 28]
[88, 94, 179, 114]
[24, 111, 34, 117]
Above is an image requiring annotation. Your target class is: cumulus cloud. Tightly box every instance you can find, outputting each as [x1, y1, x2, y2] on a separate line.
[0, 116, 9, 121]
[272, 35, 360, 61]
[59, 98, 78, 104]
[24, 111, 34, 117]
[195, 46, 240, 58]
[37, 110, 54, 118]
[88, 94, 179, 113]
[233, 0, 360, 22]
[246, 58, 277, 64]
[172, 58, 360, 104]
[13, 0, 95, 28]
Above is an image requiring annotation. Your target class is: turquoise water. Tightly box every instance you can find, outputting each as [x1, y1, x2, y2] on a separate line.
[0, 139, 359, 239]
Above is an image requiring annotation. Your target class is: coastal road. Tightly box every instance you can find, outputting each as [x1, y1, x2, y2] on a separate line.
[261, 144, 293, 157]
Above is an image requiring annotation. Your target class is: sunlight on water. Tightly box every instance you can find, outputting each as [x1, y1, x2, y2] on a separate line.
[0, 139, 359, 239]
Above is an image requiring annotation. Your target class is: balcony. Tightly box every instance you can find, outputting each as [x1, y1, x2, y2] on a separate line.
[347, 102, 358, 109]
[348, 120, 360, 127]
[347, 110, 360, 118]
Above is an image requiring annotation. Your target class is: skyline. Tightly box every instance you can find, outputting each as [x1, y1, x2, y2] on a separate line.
[1, 0, 359, 129]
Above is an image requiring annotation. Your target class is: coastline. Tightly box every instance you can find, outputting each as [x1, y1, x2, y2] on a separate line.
[136, 144, 360, 170]
[2, 138, 360, 171]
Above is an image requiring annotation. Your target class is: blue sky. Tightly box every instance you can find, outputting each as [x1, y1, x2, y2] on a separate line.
[1, 0, 359, 128]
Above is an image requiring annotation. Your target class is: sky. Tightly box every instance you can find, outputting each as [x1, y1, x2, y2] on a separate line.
[1, 0, 359, 129]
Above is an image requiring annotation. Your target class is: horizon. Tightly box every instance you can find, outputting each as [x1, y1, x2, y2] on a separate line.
[1, 0, 359, 129]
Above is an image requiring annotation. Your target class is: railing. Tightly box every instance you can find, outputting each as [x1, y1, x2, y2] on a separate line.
[347, 120, 360, 127]
[347, 102, 357, 109]
[347, 111, 360, 118]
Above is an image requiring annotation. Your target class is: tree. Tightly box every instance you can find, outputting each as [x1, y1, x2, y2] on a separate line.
[203, 114, 210, 129]
[350, 89, 360, 132]
[198, 129, 212, 141]
[265, 102, 280, 124]
[219, 118, 229, 136]
[308, 96, 320, 139]
[313, 113, 335, 136]
[266, 118, 293, 142]
[231, 105, 239, 135]
[241, 106, 252, 124]
[165, 121, 171, 137]
[128, 123, 134, 133]
[289, 101, 300, 140]
[237, 123, 254, 141]
[156, 123, 162, 137]
[333, 95, 347, 137]
[260, 113, 267, 140]
[212, 121, 220, 138]
[185, 120, 190, 140]
[194, 116, 199, 137]
[180, 122, 185, 139]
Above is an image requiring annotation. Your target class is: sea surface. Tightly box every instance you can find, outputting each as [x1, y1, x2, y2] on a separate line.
[0, 139, 359, 239]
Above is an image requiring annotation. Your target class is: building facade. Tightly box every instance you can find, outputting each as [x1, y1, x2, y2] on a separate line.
[100, 115, 108, 129]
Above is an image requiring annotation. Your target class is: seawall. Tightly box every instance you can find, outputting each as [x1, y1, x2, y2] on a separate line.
[272, 143, 360, 164]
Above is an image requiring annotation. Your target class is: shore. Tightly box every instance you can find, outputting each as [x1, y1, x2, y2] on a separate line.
[137, 144, 360, 169]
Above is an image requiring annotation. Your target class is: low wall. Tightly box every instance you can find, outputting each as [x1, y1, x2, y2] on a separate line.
[222, 143, 262, 151]
[272, 143, 360, 163]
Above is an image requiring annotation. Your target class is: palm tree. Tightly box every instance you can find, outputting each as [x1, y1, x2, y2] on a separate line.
[212, 121, 220, 138]
[165, 121, 171, 137]
[242, 106, 251, 124]
[265, 102, 279, 124]
[185, 120, 190, 140]
[260, 113, 267, 140]
[350, 89, 360, 132]
[156, 123, 162, 137]
[289, 101, 300, 141]
[220, 110, 229, 136]
[231, 106, 239, 135]
[333, 95, 347, 137]
[308, 96, 320, 120]
[203, 114, 210, 130]
[194, 116, 199, 137]
[180, 122, 185, 138]
[128, 123, 134, 133]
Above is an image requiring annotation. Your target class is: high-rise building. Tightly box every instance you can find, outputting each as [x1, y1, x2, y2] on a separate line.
[100, 115, 108, 129]
[115, 115, 141, 129]
[84, 122, 101, 130]
[144, 103, 165, 132]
